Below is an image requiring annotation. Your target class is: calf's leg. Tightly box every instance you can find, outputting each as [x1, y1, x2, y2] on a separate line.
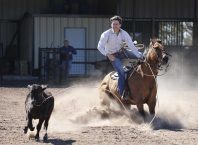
[24, 115, 34, 133]
[35, 119, 44, 140]
[43, 105, 54, 142]
[28, 117, 35, 131]
[23, 115, 28, 134]
[43, 117, 50, 141]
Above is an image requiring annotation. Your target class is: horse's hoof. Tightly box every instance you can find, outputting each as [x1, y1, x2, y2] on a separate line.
[30, 127, 35, 131]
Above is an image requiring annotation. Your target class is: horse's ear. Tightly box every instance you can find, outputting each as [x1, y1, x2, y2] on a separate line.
[156, 39, 162, 44]
[149, 38, 153, 46]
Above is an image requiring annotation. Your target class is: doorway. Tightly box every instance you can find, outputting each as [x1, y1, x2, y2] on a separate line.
[64, 28, 86, 75]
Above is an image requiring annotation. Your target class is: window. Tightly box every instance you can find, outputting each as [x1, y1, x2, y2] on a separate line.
[159, 21, 193, 46]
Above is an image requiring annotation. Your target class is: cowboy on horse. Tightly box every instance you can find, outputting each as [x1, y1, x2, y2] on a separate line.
[97, 15, 144, 100]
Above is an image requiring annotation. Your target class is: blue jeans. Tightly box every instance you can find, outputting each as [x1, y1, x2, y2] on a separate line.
[111, 50, 143, 96]
[61, 60, 72, 75]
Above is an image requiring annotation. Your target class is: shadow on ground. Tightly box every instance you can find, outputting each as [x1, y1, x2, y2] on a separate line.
[151, 116, 184, 131]
[47, 139, 76, 145]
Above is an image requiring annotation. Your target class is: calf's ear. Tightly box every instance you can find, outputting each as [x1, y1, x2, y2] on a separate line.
[41, 84, 48, 91]
[27, 85, 32, 90]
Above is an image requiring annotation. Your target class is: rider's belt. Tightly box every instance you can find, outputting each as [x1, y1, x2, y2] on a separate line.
[111, 52, 120, 57]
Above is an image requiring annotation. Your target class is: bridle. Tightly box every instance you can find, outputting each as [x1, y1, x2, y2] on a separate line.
[146, 45, 164, 69]
[145, 41, 171, 70]
[128, 43, 170, 78]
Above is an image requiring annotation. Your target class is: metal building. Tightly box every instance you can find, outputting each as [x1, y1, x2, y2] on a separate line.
[0, 0, 197, 80]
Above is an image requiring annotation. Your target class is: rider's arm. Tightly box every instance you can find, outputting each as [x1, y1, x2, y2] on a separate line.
[97, 31, 109, 56]
[123, 31, 143, 59]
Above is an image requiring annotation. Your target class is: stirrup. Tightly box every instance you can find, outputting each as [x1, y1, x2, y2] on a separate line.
[121, 90, 129, 100]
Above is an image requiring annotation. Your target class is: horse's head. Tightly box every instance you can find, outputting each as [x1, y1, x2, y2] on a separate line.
[146, 38, 169, 68]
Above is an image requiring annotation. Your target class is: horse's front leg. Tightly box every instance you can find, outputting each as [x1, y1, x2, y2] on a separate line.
[136, 103, 145, 119]
[147, 98, 156, 121]
[147, 88, 157, 117]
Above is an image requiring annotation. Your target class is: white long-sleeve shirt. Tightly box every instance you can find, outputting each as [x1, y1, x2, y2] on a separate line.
[97, 28, 142, 58]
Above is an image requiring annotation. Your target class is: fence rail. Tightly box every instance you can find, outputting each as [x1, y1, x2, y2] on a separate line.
[38, 46, 198, 84]
[39, 47, 108, 83]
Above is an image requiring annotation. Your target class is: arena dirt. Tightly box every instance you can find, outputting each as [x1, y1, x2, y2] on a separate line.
[0, 73, 198, 145]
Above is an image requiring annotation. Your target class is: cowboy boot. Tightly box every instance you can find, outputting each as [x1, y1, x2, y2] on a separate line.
[121, 89, 129, 101]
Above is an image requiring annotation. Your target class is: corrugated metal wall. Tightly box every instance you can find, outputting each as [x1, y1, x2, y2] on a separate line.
[0, 0, 49, 60]
[33, 16, 110, 68]
[0, 17, 33, 60]
[118, 0, 195, 18]
[0, 0, 49, 20]
[20, 17, 33, 62]
[0, 0, 196, 20]
[0, 22, 17, 55]
[197, 0, 198, 18]
[0, 0, 197, 74]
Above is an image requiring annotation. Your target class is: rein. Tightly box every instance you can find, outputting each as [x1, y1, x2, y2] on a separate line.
[128, 60, 168, 78]
[144, 61, 159, 126]
[128, 59, 159, 125]
[130, 43, 170, 77]
[105, 61, 159, 125]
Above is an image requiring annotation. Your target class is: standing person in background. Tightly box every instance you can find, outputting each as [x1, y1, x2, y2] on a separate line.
[60, 40, 77, 77]
[97, 15, 144, 100]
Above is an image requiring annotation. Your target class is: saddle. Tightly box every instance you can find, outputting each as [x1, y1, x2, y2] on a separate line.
[110, 59, 141, 98]
[110, 66, 133, 80]
[110, 66, 135, 98]
[110, 58, 139, 80]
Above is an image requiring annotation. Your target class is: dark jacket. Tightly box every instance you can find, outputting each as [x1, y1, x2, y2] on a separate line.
[60, 45, 77, 60]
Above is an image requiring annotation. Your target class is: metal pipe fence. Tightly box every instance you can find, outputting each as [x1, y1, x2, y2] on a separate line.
[39, 46, 198, 84]
[39, 48, 110, 84]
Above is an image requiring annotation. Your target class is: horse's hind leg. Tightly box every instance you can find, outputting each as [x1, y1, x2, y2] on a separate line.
[100, 89, 111, 109]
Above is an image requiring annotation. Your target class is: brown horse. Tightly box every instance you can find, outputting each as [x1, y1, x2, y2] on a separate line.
[99, 38, 169, 118]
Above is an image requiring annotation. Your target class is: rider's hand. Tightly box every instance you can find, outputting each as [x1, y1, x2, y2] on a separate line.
[137, 56, 144, 64]
[141, 55, 145, 61]
[107, 54, 115, 61]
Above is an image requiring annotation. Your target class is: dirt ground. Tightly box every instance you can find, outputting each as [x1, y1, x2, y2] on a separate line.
[0, 77, 198, 145]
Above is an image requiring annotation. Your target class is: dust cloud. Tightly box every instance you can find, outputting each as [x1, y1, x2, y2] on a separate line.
[154, 51, 198, 130]
[49, 52, 198, 132]
[49, 81, 135, 133]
